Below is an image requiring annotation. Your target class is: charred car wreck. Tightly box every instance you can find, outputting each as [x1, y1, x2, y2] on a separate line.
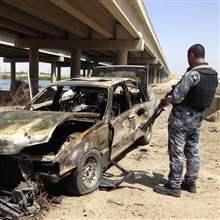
[0, 77, 155, 203]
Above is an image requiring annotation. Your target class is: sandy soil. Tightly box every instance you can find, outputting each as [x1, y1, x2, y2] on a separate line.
[41, 78, 219, 220]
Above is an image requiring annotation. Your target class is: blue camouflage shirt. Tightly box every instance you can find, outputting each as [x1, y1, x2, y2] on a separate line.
[168, 69, 204, 128]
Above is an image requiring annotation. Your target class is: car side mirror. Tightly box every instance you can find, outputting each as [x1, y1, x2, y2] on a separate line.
[137, 108, 145, 116]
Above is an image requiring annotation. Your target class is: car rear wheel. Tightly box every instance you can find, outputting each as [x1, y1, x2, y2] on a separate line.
[138, 125, 152, 145]
[64, 149, 103, 196]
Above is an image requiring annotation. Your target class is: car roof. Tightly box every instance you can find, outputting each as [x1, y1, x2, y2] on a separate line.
[51, 77, 134, 88]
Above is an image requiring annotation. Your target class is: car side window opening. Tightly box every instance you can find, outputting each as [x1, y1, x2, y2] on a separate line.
[111, 84, 129, 117]
[125, 81, 146, 106]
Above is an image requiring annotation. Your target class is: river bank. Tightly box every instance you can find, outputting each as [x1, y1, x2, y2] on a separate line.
[0, 79, 50, 91]
[0, 72, 53, 80]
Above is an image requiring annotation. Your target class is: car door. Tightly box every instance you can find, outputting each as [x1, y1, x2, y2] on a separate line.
[109, 83, 135, 159]
[124, 80, 150, 139]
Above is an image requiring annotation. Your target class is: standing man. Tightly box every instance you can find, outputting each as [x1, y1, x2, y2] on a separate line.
[154, 44, 218, 197]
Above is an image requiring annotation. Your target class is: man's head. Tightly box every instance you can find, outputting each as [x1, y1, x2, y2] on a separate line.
[187, 44, 205, 67]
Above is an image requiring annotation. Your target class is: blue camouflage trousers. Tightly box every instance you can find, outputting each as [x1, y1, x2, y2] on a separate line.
[168, 122, 200, 189]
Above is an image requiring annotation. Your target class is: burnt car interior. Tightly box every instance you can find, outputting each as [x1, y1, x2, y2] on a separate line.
[111, 82, 146, 117]
[125, 81, 146, 106]
[29, 86, 108, 119]
[112, 85, 129, 117]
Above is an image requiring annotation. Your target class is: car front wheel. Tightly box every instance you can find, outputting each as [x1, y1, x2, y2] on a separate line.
[64, 149, 103, 196]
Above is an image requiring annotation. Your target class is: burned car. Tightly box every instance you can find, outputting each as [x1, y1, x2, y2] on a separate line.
[0, 77, 155, 195]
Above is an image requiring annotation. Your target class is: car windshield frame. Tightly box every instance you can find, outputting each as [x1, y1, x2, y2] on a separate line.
[25, 84, 110, 119]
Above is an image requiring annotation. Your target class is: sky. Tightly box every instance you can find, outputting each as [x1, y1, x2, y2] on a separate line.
[144, 0, 220, 75]
[0, 0, 219, 76]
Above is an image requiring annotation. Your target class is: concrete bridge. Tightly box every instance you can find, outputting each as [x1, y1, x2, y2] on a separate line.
[0, 0, 169, 96]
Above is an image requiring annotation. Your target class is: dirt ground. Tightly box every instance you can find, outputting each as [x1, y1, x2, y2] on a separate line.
[41, 78, 219, 219]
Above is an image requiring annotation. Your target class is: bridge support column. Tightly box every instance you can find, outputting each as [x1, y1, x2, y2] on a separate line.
[10, 61, 16, 94]
[83, 68, 86, 77]
[29, 48, 39, 98]
[57, 66, 61, 81]
[71, 49, 81, 78]
[51, 62, 56, 83]
[150, 71, 154, 84]
[153, 69, 158, 84]
[161, 72, 164, 82]
[157, 70, 161, 83]
[116, 49, 127, 65]
[148, 68, 153, 84]
[161, 71, 166, 82]
[87, 66, 92, 77]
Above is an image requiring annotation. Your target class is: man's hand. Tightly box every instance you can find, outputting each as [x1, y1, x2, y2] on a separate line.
[160, 96, 170, 107]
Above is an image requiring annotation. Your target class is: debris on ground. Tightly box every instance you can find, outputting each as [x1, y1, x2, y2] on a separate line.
[107, 199, 124, 206]
[134, 203, 145, 207]
[0, 181, 40, 219]
[208, 126, 219, 133]
[0, 180, 62, 220]
[205, 110, 220, 122]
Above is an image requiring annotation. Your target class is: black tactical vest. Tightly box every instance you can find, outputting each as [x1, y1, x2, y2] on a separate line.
[180, 65, 218, 112]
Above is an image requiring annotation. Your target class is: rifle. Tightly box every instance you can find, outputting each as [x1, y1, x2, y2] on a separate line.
[141, 84, 177, 132]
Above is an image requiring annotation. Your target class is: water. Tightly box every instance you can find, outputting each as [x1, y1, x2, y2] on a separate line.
[0, 79, 50, 91]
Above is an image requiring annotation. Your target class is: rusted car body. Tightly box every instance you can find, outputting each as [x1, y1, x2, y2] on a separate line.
[0, 77, 155, 195]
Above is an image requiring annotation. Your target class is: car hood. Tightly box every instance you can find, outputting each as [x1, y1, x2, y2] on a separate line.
[0, 110, 98, 155]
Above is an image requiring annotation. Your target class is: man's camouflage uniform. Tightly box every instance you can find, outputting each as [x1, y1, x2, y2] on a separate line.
[167, 69, 203, 189]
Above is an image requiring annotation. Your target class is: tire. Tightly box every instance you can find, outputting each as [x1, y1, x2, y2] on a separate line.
[64, 149, 103, 196]
[138, 125, 152, 145]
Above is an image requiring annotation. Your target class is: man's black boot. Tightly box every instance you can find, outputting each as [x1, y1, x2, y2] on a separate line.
[153, 183, 181, 198]
[181, 181, 196, 193]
